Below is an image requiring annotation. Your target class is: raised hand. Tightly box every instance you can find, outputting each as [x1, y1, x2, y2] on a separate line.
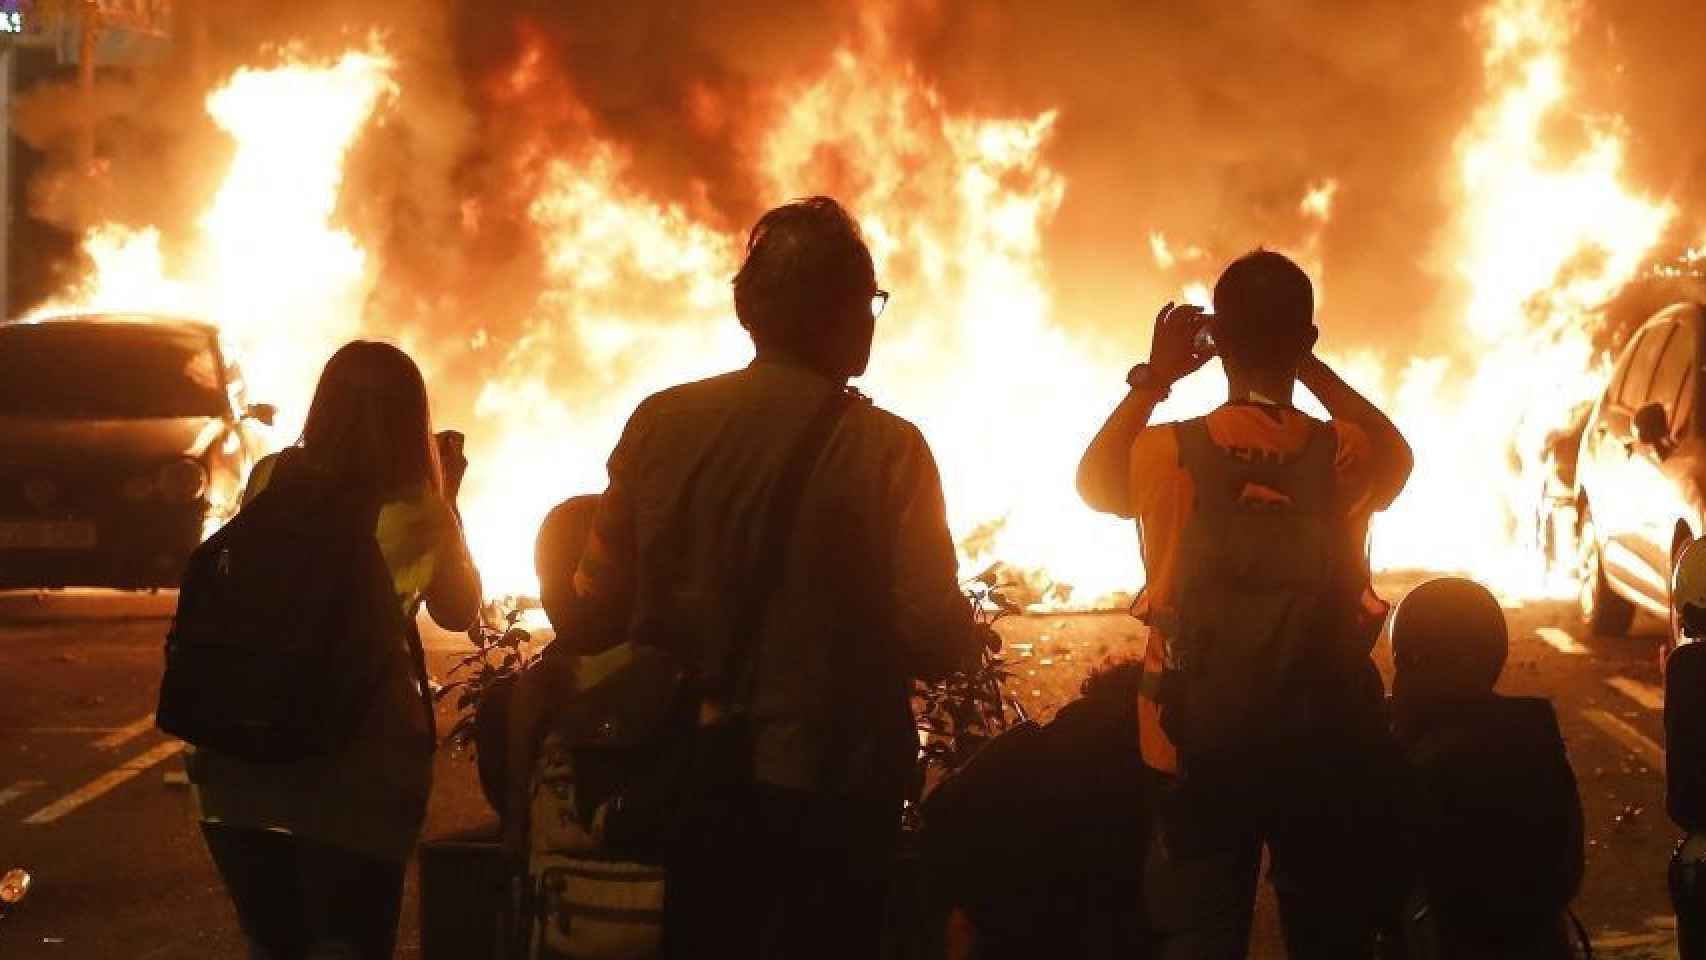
[1149, 302, 1214, 385]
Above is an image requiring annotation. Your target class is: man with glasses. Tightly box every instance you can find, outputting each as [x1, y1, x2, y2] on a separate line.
[531, 196, 981, 958]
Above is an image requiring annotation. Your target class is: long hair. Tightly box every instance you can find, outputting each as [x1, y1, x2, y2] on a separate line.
[298, 341, 442, 499]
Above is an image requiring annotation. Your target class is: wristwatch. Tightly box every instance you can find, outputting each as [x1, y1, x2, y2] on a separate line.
[1126, 362, 1170, 397]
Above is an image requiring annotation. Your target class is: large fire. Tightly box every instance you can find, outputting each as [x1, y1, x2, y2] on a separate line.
[22, 0, 1682, 606]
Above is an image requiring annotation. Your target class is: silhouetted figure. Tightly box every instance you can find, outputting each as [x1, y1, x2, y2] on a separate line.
[919, 659, 1152, 960]
[1078, 251, 1414, 959]
[444, 494, 604, 823]
[1388, 577, 1583, 959]
[188, 341, 482, 960]
[514, 197, 982, 959]
[1668, 539, 1706, 960]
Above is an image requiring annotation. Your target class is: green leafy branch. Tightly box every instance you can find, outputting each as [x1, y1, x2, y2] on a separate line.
[907, 568, 1026, 824]
[434, 605, 539, 753]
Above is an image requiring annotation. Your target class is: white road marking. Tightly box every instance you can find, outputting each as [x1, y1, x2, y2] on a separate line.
[1535, 627, 1589, 655]
[0, 780, 44, 809]
[1606, 676, 1665, 712]
[22, 741, 185, 825]
[1583, 708, 1665, 769]
[93, 713, 158, 750]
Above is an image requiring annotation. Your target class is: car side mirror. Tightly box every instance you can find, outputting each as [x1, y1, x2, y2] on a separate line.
[244, 403, 277, 427]
[1635, 402, 1670, 450]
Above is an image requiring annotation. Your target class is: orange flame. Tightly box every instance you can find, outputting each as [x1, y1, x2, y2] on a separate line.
[28, 1, 1684, 609]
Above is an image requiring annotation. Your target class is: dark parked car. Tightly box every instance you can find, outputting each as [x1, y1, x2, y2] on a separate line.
[0, 314, 272, 588]
[1575, 302, 1706, 642]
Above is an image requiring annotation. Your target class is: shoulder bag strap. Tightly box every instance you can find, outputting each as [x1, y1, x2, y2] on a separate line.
[720, 385, 858, 705]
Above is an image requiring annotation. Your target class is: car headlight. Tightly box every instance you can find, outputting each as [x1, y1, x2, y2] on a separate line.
[157, 459, 209, 503]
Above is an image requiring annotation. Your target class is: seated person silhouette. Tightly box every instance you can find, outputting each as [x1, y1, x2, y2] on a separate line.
[501, 496, 602, 849]
[919, 658, 1152, 960]
[1389, 577, 1584, 959]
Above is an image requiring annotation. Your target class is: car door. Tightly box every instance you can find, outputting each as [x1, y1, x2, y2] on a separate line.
[1594, 319, 1674, 606]
[1623, 313, 1701, 597]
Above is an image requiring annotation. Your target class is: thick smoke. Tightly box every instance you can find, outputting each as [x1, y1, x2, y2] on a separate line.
[896, 0, 1491, 356]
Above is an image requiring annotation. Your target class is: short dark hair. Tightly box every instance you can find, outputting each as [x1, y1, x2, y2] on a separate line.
[1211, 250, 1315, 372]
[1391, 577, 1509, 700]
[733, 197, 874, 352]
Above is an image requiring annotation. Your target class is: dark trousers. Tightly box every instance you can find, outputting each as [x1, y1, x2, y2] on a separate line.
[201, 822, 407, 960]
[1676, 841, 1706, 960]
[1144, 755, 1405, 960]
[663, 782, 899, 960]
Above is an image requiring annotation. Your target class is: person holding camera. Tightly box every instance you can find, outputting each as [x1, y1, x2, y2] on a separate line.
[1077, 251, 1413, 958]
[189, 341, 482, 960]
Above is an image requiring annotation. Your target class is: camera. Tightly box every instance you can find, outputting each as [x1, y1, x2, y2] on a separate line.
[1193, 324, 1216, 357]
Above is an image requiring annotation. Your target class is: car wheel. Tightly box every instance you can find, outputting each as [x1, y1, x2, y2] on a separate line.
[1580, 509, 1636, 637]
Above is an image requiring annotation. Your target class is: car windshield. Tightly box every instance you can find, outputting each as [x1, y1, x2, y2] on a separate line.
[0, 322, 227, 419]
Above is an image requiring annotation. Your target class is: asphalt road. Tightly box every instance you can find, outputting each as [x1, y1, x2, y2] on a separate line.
[0, 578, 1689, 959]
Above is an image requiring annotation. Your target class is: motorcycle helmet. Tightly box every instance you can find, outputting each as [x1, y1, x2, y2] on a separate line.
[1673, 538, 1706, 640]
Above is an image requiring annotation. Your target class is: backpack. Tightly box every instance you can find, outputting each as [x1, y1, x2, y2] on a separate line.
[1396, 696, 1584, 939]
[156, 451, 409, 761]
[521, 726, 667, 960]
[1156, 416, 1368, 762]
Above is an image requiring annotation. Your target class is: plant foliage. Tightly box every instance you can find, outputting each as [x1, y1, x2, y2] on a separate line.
[905, 569, 1026, 827]
[434, 604, 539, 754]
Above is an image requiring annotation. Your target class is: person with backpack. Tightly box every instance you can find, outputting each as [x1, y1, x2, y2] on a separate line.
[171, 341, 482, 960]
[516, 196, 985, 959]
[1388, 577, 1584, 958]
[1077, 251, 1414, 959]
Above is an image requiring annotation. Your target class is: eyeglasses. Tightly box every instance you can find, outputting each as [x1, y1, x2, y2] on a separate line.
[871, 289, 890, 320]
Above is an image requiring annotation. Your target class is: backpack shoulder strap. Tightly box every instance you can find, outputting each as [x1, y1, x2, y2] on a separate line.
[1172, 417, 1245, 510]
[1288, 418, 1339, 511]
[1173, 418, 1218, 471]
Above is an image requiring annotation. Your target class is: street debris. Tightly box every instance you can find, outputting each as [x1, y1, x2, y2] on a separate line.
[1, 867, 31, 917]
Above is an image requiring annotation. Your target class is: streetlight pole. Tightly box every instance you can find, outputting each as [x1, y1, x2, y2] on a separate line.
[77, 0, 97, 173]
[0, 40, 12, 320]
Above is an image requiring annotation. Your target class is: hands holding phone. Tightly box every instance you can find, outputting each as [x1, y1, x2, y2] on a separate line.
[1149, 302, 1217, 386]
[435, 430, 468, 503]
